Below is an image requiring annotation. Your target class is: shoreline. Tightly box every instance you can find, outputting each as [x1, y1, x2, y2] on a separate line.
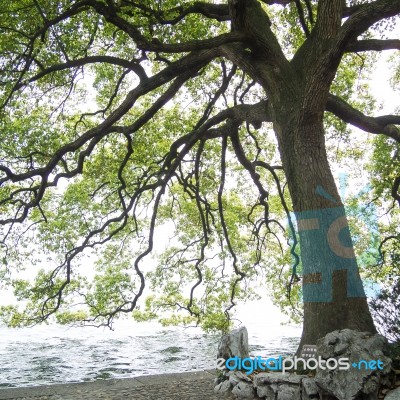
[0, 370, 229, 399]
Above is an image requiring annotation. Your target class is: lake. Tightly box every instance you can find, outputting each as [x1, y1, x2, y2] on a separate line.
[0, 299, 301, 388]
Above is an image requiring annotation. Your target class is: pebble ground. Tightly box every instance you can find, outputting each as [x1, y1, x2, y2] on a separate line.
[0, 370, 234, 400]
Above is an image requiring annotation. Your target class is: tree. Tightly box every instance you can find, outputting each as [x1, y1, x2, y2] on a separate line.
[0, 0, 399, 351]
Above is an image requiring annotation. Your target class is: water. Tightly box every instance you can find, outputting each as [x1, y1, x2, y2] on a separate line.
[0, 300, 301, 388]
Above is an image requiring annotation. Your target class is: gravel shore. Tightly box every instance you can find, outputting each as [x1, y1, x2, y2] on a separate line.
[0, 370, 232, 400]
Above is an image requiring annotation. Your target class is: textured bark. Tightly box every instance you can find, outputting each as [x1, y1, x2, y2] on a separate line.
[273, 112, 377, 351]
[227, 0, 378, 350]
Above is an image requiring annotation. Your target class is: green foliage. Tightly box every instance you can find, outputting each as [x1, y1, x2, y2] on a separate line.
[0, 0, 398, 334]
[0, 305, 27, 328]
[56, 310, 88, 325]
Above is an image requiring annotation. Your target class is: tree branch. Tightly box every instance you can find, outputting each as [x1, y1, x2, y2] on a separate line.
[88, 0, 246, 53]
[0, 48, 223, 231]
[294, 0, 310, 36]
[339, 0, 400, 48]
[259, 0, 292, 5]
[343, 4, 364, 18]
[229, 0, 288, 66]
[14, 56, 147, 90]
[392, 177, 400, 206]
[346, 39, 400, 52]
[326, 94, 400, 142]
[121, 1, 230, 24]
[313, 0, 344, 39]
[1, 48, 221, 184]
[144, 32, 247, 54]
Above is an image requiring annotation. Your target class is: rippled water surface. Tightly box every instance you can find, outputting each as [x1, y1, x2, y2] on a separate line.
[0, 300, 300, 387]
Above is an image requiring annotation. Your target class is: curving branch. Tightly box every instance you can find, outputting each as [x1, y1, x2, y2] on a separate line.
[120, 1, 231, 24]
[293, 0, 400, 90]
[0, 49, 223, 237]
[339, 0, 400, 48]
[1, 48, 221, 182]
[13, 56, 148, 91]
[2, 0, 399, 332]
[392, 177, 400, 206]
[86, 0, 246, 53]
[218, 133, 245, 314]
[326, 94, 400, 142]
[186, 140, 208, 317]
[140, 32, 247, 54]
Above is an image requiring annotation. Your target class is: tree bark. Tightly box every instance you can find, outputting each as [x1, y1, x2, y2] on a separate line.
[226, 0, 377, 351]
[272, 110, 377, 352]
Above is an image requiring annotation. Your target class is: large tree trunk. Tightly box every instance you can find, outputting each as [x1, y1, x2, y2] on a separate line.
[273, 112, 377, 351]
[226, 0, 377, 353]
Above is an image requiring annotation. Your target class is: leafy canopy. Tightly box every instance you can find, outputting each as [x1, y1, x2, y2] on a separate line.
[0, 0, 399, 332]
